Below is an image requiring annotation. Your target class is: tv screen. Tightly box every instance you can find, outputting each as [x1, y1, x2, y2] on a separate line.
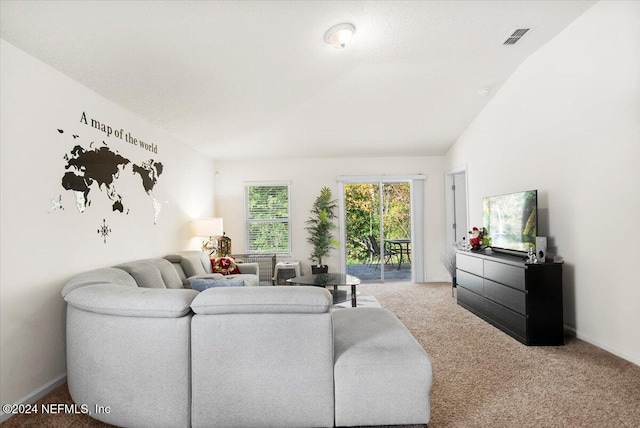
[483, 190, 537, 253]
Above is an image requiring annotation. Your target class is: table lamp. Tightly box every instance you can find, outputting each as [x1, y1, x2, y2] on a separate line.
[192, 218, 223, 256]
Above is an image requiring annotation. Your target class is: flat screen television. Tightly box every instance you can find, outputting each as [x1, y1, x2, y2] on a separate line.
[483, 190, 537, 254]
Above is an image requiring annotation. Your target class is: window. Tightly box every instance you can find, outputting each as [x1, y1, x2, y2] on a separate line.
[245, 183, 291, 254]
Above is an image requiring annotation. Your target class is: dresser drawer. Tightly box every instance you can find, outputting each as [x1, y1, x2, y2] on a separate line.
[456, 253, 483, 276]
[457, 286, 485, 315]
[484, 260, 525, 291]
[486, 299, 527, 340]
[484, 279, 526, 315]
[457, 270, 483, 296]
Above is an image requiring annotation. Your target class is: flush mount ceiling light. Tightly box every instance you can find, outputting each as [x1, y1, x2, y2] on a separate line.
[324, 23, 356, 49]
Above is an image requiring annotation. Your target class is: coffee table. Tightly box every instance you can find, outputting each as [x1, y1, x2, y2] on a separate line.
[287, 273, 360, 307]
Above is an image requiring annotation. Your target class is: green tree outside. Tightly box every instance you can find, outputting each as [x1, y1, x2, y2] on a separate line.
[344, 183, 411, 264]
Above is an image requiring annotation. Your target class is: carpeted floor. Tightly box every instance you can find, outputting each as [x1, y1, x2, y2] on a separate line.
[361, 282, 640, 428]
[333, 294, 381, 309]
[3, 282, 640, 427]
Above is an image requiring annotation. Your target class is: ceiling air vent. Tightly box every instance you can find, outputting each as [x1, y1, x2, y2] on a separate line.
[503, 28, 531, 45]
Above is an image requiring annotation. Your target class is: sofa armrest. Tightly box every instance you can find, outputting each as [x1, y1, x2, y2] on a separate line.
[64, 284, 199, 318]
[62, 268, 137, 297]
[191, 286, 332, 315]
[237, 262, 259, 276]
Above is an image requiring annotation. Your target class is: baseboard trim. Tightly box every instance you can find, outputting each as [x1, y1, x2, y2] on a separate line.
[424, 277, 451, 283]
[564, 325, 640, 366]
[0, 373, 67, 423]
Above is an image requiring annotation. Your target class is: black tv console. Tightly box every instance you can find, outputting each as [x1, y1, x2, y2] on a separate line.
[456, 249, 564, 346]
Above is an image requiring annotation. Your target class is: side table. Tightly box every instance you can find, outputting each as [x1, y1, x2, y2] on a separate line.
[274, 261, 301, 285]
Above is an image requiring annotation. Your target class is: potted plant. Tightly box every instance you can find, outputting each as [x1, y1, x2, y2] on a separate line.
[305, 186, 338, 274]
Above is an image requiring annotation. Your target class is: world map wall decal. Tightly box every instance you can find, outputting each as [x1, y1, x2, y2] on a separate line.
[58, 124, 165, 225]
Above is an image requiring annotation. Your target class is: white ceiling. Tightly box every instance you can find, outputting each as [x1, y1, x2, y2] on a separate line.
[0, 0, 597, 160]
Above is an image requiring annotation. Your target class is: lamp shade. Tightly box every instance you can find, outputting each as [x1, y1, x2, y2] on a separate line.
[192, 218, 223, 237]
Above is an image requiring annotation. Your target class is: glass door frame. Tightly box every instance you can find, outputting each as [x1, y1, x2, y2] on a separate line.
[337, 175, 426, 283]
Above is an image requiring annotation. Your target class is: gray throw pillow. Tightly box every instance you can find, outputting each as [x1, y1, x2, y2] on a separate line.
[190, 277, 244, 291]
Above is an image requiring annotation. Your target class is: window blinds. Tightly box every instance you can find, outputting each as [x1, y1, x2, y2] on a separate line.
[245, 184, 290, 254]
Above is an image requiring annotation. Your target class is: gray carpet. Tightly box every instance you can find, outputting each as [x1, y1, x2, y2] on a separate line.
[333, 294, 382, 309]
[3, 282, 640, 427]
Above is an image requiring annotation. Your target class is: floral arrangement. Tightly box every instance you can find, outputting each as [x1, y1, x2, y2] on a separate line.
[468, 227, 485, 251]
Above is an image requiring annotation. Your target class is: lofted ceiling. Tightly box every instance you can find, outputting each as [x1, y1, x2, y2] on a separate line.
[0, 0, 597, 160]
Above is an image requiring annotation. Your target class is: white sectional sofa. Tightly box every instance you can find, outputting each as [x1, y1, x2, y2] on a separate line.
[61, 256, 432, 427]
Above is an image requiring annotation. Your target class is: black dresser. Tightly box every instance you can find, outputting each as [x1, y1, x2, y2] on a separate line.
[456, 249, 564, 346]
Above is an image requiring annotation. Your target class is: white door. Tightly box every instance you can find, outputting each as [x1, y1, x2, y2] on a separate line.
[453, 173, 468, 243]
[445, 167, 468, 249]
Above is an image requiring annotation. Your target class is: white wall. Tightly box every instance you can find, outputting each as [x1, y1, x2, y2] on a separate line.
[0, 39, 216, 410]
[446, 1, 640, 364]
[214, 157, 448, 281]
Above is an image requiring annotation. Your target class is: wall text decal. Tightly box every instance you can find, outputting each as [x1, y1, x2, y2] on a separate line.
[80, 111, 158, 154]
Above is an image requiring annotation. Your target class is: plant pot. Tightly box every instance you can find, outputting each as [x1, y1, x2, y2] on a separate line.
[311, 265, 328, 274]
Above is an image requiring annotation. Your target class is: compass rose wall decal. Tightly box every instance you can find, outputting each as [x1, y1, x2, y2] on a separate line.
[97, 218, 112, 243]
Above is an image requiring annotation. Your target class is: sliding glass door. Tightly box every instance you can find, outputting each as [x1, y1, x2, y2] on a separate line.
[342, 181, 412, 282]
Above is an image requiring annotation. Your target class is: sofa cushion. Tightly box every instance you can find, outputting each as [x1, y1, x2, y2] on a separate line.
[186, 273, 224, 284]
[169, 251, 213, 277]
[187, 273, 257, 288]
[235, 262, 259, 276]
[190, 303, 334, 427]
[190, 277, 244, 291]
[180, 255, 206, 277]
[164, 253, 188, 283]
[211, 257, 241, 275]
[64, 284, 199, 318]
[191, 286, 332, 315]
[116, 259, 183, 289]
[153, 259, 185, 289]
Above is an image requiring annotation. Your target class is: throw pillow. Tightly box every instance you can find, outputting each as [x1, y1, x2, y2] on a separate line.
[190, 277, 245, 291]
[211, 257, 241, 275]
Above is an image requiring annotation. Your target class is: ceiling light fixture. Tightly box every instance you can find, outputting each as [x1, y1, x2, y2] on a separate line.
[324, 23, 356, 49]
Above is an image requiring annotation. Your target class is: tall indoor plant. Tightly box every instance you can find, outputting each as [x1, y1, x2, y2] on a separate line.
[306, 186, 338, 274]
